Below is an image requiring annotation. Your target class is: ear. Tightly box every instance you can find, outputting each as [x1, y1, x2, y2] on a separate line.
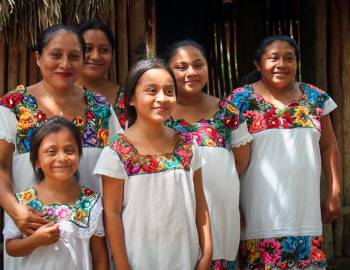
[129, 96, 135, 106]
[253, 61, 261, 72]
[35, 159, 41, 170]
[35, 51, 41, 68]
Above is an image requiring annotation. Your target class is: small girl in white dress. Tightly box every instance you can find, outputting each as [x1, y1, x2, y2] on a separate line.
[3, 117, 108, 270]
[94, 58, 212, 270]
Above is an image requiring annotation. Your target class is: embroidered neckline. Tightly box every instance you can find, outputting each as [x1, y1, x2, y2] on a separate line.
[15, 186, 99, 228]
[110, 133, 193, 176]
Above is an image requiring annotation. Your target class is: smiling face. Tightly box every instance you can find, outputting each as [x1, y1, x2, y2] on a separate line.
[256, 40, 297, 89]
[36, 30, 84, 90]
[35, 128, 80, 182]
[81, 29, 113, 80]
[169, 45, 208, 97]
[130, 68, 176, 125]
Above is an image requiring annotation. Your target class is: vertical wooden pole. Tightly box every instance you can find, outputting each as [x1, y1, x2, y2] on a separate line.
[7, 45, 18, 90]
[116, 0, 129, 84]
[0, 38, 7, 95]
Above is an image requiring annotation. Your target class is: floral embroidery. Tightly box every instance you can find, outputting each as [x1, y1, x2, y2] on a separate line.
[15, 186, 99, 228]
[166, 99, 241, 149]
[211, 259, 236, 270]
[240, 236, 326, 269]
[0, 86, 111, 154]
[227, 83, 330, 134]
[114, 90, 127, 129]
[110, 133, 193, 176]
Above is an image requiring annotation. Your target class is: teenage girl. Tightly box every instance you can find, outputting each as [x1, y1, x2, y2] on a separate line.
[94, 58, 212, 270]
[3, 117, 108, 270]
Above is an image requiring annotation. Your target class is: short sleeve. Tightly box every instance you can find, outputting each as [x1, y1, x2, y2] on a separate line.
[3, 215, 22, 240]
[322, 96, 337, 116]
[0, 106, 17, 145]
[92, 196, 105, 237]
[190, 141, 205, 171]
[231, 121, 253, 148]
[109, 107, 124, 138]
[93, 146, 128, 180]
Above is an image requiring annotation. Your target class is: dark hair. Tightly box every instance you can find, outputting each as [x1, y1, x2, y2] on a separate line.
[164, 39, 207, 64]
[241, 35, 300, 85]
[30, 116, 83, 181]
[77, 19, 115, 50]
[35, 24, 86, 55]
[124, 58, 177, 127]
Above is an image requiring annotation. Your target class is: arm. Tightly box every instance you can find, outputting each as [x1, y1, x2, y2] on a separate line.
[0, 140, 48, 235]
[232, 143, 251, 175]
[90, 235, 109, 270]
[319, 116, 341, 225]
[193, 168, 212, 270]
[102, 176, 131, 270]
[6, 222, 60, 256]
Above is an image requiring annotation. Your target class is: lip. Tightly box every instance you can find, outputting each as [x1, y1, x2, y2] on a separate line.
[85, 62, 103, 66]
[55, 72, 73, 78]
[153, 107, 169, 111]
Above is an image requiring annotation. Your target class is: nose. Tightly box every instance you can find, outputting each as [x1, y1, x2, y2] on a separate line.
[60, 56, 71, 69]
[276, 58, 287, 68]
[156, 90, 166, 102]
[89, 48, 101, 60]
[187, 65, 198, 75]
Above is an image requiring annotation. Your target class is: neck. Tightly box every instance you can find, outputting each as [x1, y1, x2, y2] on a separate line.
[38, 177, 78, 196]
[177, 91, 205, 106]
[131, 119, 168, 140]
[41, 80, 76, 99]
[259, 79, 295, 97]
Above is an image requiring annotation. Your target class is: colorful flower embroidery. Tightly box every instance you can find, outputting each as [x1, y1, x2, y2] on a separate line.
[211, 259, 236, 270]
[110, 133, 193, 176]
[15, 186, 99, 228]
[227, 83, 330, 134]
[0, 86, 111, 154]
[114, 90, 127, 129]
[240, 236, 326, 269]
[166, 99, 241, 149]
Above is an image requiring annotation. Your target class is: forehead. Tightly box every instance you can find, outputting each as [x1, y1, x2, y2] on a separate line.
[137, 68, 174, 85]
[40, 128, 77, 147]
[83, 29, 110, 45]
[170, 46, 206, 63]
[44, 30, 81, 50]
[263, 41, 296, 55]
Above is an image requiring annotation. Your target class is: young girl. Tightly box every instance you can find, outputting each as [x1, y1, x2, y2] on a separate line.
[3, 117, 109, 270]
[94, 58, 212, 270]
[164, 40, 252, 269]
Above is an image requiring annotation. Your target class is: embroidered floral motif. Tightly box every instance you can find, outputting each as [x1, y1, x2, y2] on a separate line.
[227, 83, 330, 134]
[166, 99, 241, 149]
[110, 133, 193, 176]
[114, 90, 127, 129]
[211, 259, 236, 270]
[240, 236, 326, 270]
[15, 186, 99, 228]
[0, 86, 111, 153]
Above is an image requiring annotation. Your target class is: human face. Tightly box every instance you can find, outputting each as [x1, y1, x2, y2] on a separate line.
[256, 41, 297, 89]
[81, 29, 113, 80]
[36, 30, 83, 90]
[130, 68, 176, 125]
[169, 46, 208, 96]
[35, 128, 80, 182]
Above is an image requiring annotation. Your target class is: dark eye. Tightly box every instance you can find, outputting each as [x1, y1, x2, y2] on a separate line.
[65, 147, 76, 154]
[85, 46, 92, 53]
[50, 52, 61, 59]
[100, 47, 111, 54]
[174, 65, 185, 71]
[70, 54, 81, 61]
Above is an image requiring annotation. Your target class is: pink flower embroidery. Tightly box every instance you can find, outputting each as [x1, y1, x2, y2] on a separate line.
[259, 239, 282, 264]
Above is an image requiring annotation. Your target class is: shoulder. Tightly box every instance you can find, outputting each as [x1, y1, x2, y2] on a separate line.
[0, 85, 27, 110]
[15, 186, 42, 211]
[299, 82, 330, 107]
[226, 85, 253, 103]
[80, 186, 100, 203]
[84, 89, 111, 119]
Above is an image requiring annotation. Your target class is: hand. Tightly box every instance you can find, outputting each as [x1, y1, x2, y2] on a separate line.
[13, 204, 49, 236]
[322, 194, 341, 225]
[31, 222, 60, 246]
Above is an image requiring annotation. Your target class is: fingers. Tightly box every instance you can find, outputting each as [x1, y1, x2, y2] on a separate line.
[29, 212, 49, 225]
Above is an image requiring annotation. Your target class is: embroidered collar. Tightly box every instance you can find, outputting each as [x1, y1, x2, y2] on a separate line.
[110, 133, 193, 176]
[15, 186, 99, 228]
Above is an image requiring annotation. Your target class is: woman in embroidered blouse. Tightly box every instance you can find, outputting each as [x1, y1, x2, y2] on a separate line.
[94, 58, 212, 270]
[76, 19, 126, 128]
[164, 39, 252, 270]
[228, 35, 341, 270]
[4, 117, 108, 270]
[0, 25, 120, 268]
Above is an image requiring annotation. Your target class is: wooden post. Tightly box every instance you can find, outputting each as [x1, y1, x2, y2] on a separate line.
[0, 38, 6, 95]
[7, 45, 18, 90]
[18, 40, 28, 86]
[116, 0, 129, 84]
[128, 0, 147, 65]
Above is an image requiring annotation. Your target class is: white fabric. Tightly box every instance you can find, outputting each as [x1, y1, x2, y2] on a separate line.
[240, 99, 336, 241]
[94, 143, 203, 270]
[0, 104, 121, 269]
[200, 122, 252, 261]
[3, 196, 104, 270]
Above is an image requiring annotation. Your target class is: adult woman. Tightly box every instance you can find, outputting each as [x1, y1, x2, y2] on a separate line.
[76, 19, 126, 128]
[0, 24, 121, 268]
[228, 35, 341, 270]
[165, 40, 252, 269]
